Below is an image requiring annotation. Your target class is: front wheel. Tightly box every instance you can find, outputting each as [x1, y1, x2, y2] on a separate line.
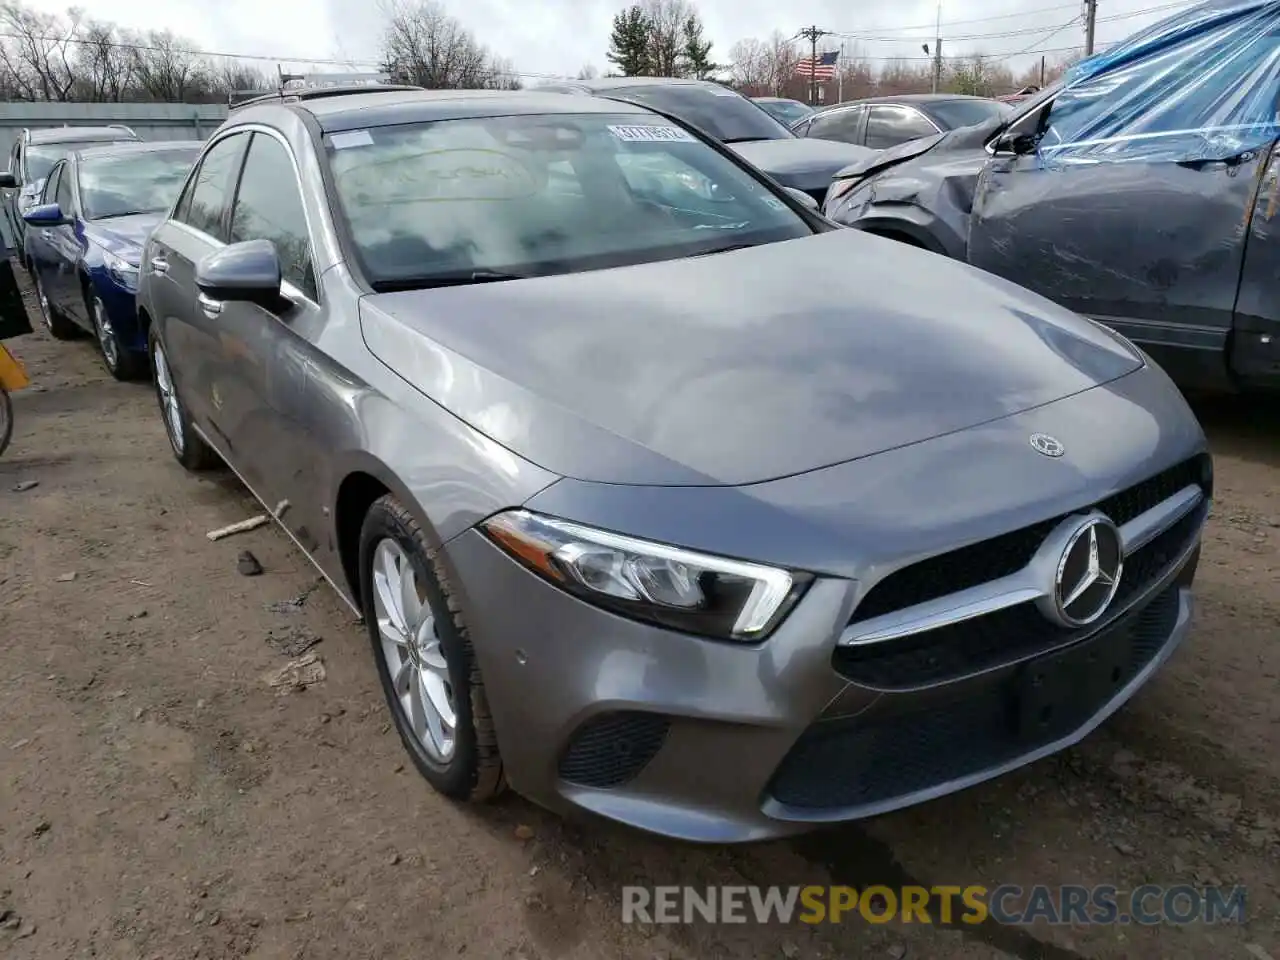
[359, 495, 505, 802]
[0, 386, 12, 457]
[149, 332, 217, 472]
[92, 296, 143, 380]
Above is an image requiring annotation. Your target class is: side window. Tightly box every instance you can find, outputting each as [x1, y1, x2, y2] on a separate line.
[178, 133, 249, 241]
[865, 105, 938, 149]
[808, 107, 864, 144]
[229, 133, 317, 301]
[42, 164, 62, 205]
[54, 164, 73, 214]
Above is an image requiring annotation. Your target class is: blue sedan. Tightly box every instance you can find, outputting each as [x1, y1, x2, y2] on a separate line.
[22, 140, 201, 379]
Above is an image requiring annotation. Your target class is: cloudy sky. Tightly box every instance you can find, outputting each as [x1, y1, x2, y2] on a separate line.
[25, 0, 1195, 82]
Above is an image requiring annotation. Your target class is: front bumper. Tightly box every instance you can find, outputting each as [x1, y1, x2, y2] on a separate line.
[444, 489, 1204, 843]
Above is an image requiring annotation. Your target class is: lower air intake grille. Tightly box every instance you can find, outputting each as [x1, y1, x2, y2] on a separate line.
[558, 712, 670, 789]
[771, 585, 1181, 811]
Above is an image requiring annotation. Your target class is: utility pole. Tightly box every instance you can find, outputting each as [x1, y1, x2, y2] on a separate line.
[932, 1, 942, 94]
[1084, 0, 1098, 56]
[1040, 55, 1046, 86]
[837, 42, 845, 103]
[798, 24, 829, 106]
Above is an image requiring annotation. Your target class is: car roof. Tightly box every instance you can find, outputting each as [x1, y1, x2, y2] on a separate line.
[826, 93, 993, 109]
[72, 140, 202, 160]
[752, 97, 804, 104]
[555, 76, 728, 92]
[27, 126, 138, 144]
[281, 88, 652, 132]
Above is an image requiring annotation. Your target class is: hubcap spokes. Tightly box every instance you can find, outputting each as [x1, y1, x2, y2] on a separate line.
[153, 345, 185, 454]
[37, 282, 51, 329]
[95, 300, 118, 368]
[372, 539, 456, 762]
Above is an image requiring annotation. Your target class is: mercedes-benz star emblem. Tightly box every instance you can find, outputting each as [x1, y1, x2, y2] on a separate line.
[1050, 517, 1124, 627]
[1029, 433, 1066, 458]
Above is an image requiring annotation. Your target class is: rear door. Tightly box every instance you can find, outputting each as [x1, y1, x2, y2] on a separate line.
[27, 164, 63, 303]
[967, 96, 1275, 390]
[210, 130, 325, 539]
[145, 131, 250, 441]
[864, 105, 941, 149]
[805, 106, 867, 145]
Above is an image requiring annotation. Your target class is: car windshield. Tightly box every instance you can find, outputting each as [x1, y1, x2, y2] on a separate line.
[609, 85, 795, 143]
[759, 99, 813, 126]
[26, 141, 124, 184]
[78, 148, 200, 220]
[324, 112, 814, 290]
[929, 99, 1015, 129]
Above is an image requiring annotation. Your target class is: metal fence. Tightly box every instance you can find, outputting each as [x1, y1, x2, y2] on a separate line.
[0, 101, 229, 251]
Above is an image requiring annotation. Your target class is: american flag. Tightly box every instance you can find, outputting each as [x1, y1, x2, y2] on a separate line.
[795, 50, 839, 81]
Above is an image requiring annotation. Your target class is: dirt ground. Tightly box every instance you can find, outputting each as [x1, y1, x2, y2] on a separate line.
[1, 270, 1277, 960]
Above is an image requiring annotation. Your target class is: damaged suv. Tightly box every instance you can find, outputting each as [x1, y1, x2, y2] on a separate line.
[824, 0, 1280, 393]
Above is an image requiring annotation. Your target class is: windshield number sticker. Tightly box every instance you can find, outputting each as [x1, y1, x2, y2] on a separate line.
[330, 130, 374, 150]
[607, 124, 697, 143]
[763, 197, 785, 210]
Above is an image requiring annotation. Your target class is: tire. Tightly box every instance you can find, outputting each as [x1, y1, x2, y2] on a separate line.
[359, 494, 505, 802]
[149, 330, 218, 472]
[34, 275, 79, 341]
[90, 294, 144, 380]
[0, 387, 12, 458]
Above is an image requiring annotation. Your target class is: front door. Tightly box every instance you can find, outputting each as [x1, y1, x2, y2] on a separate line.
[211, 131, 327, 552]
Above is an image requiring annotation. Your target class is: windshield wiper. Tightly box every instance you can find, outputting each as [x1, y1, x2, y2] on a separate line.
[371, 270, 527, 292]
[721, 136, 772, 144]
[692, 241, 763, 257]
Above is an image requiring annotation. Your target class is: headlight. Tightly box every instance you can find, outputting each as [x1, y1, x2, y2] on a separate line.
[481, 509, 810, 641]
[103, 249, 139, 292]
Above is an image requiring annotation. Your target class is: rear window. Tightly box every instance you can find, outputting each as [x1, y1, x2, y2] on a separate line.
[611, 85, 794, 143]
[323, 112, 812, 289]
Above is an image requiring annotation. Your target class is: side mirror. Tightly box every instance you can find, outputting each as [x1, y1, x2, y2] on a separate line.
[783, 186, 820, 211]
[195, 238, 281, 308]
[0, 171, 16, 189]
[993, 131, 1040, 156]
[23, 203, 69, 226]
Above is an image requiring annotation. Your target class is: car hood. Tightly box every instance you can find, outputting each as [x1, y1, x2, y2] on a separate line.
[728, 138, 878, 192]
[831, 117, 1004, 182]
[83, 212, 162, 261]
[359, 229, 1143, 487]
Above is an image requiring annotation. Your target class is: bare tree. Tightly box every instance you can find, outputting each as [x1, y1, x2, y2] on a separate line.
[728, 37, 768, 94]
[761, 30, 798, 97]
[877, 58, 933, 96]
[207, 58, 273, 101]
[378, 0, 510, 89]
[127, 29, 207, 101]
[641, 0, 691, 77]
[73, 20, 133, 102]
[0, 2, 82, 101]
[946, 54, 1014, 97]
[576, 63, 599, 80]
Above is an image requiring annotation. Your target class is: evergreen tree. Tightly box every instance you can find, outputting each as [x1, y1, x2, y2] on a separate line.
[680, 12, 717, 80]
[606, 6, 653, 77]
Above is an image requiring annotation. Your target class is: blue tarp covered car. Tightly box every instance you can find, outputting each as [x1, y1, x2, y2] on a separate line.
[824, 0, 1280, 393]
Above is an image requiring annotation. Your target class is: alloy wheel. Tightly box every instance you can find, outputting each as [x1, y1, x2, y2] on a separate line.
[152, 342, 185, 455]
[35, 279, 51, 330]
[371, 538, 457, 763]
[92, 298, 119, 371]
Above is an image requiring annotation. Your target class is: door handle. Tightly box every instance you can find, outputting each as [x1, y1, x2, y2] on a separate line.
[150, 255, 169, 275]
[197, 292, 222, 318]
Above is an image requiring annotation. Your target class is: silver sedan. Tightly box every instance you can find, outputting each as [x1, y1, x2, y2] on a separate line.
[137, 86, 1211, 842]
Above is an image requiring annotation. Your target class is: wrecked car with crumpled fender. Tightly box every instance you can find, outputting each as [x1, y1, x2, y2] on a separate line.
[823, 0, 1280, 395]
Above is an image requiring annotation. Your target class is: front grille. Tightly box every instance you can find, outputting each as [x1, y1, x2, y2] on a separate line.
[557, 712, 670, 789]
[849, 454, 1209, 625]
[833, 503, 1205, 689]
[771, 585, 1181, 811]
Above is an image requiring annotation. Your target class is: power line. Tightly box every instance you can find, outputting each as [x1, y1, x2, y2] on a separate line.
[830, 0, 1196, 44]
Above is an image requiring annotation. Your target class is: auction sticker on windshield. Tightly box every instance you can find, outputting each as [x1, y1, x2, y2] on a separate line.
[608, 125, 697, 143]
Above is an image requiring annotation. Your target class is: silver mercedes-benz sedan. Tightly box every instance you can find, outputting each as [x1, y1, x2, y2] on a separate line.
[136, 85, 1212, 843]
